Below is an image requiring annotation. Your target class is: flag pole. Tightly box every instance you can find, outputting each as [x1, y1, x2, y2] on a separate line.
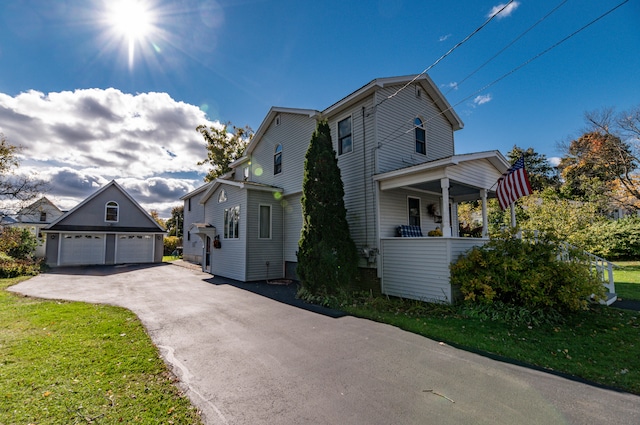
[510, 203, 516, 228]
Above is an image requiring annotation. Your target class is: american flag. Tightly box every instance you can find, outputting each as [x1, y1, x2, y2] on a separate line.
[496, 156, 533, 210]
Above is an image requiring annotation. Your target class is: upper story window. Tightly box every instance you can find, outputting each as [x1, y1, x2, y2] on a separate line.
[274, 144, 282, 175]
[218, 189, 227, 203]
[415, 117, 426, 155]
[338, 116, 352, 155]
[105, 201, 119, 222]
[39, 211, 47, 222]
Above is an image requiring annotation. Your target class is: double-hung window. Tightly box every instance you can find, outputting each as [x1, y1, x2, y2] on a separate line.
[338, 117, 352, 155]
[415, 117, 426, 155]
[224, 206, 240, 239]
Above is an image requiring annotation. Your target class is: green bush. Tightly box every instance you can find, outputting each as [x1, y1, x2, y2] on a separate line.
[450, 232, 604, 314]
[579, 217, 640, 260]
[0, 227, 37, 260]
[163, 236, 182, 256]
[0, 252, 41, 277]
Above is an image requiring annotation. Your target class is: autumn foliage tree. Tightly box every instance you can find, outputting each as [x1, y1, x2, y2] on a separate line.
[558, 107, 640, 211]
[196, 122, 252, 182]
[297, 120, 358, 297]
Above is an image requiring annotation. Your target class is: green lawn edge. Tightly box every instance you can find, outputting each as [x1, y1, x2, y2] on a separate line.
[0, 277, 204, 424]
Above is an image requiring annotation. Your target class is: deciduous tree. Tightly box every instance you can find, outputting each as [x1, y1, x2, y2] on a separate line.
[196, 123, 252, 182]
[0, 134, 46, 215]
[507, 146, 560, 191]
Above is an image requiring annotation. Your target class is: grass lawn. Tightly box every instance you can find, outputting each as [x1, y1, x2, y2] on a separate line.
[339, 295, 640, 395]
[0, 277, 203, 424]
[614, 260, 640, 301]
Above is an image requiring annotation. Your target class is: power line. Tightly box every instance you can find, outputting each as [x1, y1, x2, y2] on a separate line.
[374, 0, 515, 110]
[445, 0, 571, 95]
[380, 0, 631, 147]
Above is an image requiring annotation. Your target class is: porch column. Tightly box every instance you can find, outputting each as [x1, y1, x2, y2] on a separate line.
[440, 178, 452, 237]
[480, 189, 488, 238]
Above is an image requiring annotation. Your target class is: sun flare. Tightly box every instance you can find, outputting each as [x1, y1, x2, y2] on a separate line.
[106, 0, 156, 68]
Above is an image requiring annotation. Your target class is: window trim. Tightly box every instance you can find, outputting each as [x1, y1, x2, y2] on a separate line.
[274, 144, 282, 175]
[415, 117, 426, 155]
[337, 116, 353, 155]
[223, 205, 240, 239]
[258, 204, 272, 239]
[407, 196, 421, 227]
[105, 201, 119, 223]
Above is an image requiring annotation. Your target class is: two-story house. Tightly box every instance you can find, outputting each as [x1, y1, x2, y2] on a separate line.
[3, 197, 64, 257]
[182, 74, 510, 302]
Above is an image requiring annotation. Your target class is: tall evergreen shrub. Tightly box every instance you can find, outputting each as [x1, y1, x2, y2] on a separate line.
[297, 120, 358, 296]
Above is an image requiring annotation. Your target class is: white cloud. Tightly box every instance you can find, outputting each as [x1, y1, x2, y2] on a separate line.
[439, 34, 452, 42]
[0, 88, 215, 217]
[473, 94, 493, 106]
[487, 2, 520, 19]
[548, 156, 561, 167]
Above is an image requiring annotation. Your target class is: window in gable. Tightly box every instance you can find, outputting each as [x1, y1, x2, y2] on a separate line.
[40, 211, 47, 222]
[338, 116, 352, 155]
[408, 197, 421, 227]
[415, 117, 426, 155]
[105, 201, 119, 222]
[274, 144, 282, 175]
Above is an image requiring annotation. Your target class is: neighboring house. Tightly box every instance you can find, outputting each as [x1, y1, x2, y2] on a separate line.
[43, 180, 166, 267]
[3, 197, 64, 257]
[182, 74, 510, 302]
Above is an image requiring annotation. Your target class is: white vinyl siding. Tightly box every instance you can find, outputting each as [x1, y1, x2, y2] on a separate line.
[249, 112, 317, 194]
[205, 184, 247, 281]
[327, 97, 376, 260]
[375, 83, 455, 174]
[378, 189, 441, 238]
[381, 237, 486, 303]
[246, 191, 283, 281]
[284, 193, 302, 263]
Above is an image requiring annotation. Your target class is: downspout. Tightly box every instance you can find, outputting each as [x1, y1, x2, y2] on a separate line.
[362, 106, 368, 247]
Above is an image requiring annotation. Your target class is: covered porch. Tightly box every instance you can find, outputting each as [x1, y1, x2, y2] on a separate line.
[373, 151, 510, 303]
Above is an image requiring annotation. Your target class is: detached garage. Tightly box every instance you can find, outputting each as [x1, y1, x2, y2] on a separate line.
[43, 181, 166, 267]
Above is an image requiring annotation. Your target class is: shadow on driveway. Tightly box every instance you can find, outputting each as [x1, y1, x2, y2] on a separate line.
[42, 262, 171, 276]
[204, 275, 348, 319]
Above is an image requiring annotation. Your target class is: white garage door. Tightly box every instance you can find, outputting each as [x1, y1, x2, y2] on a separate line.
[60, 234, 105, 265]
[116, 234, 154, 264]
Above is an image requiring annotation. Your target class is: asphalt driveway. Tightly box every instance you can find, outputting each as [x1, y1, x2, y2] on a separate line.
[9, 263, 640, 425]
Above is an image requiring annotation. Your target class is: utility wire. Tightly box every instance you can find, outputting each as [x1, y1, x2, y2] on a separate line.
[380, 0, 630, 146]
[374, 0, 515, 110]
[445, 0, 570, 95]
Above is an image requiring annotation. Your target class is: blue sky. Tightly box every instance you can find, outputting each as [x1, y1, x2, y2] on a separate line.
[0, 0, 638, 216]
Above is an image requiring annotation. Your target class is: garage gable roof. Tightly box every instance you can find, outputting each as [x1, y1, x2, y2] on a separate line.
[44, 180, 166, 233]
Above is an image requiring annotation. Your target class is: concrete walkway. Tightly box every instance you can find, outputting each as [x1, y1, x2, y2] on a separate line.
[9, 264, 640, 425]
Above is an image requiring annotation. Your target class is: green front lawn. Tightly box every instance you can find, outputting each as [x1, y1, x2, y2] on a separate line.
[0, 277, 203, 424]
[614, 261, 640, 301]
